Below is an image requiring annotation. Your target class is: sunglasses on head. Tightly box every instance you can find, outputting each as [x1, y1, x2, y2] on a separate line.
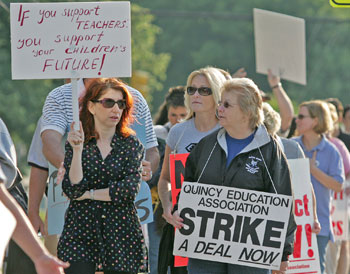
[297, 114, 310, 120]
[187, 86, 212, 96]
[91, 98, 126, 109]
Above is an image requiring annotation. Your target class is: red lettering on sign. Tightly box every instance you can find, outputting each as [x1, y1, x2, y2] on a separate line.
[332, 221, 344, 236]
[294, 194, 310, 217]
[334, 190, 344, 200]
[18, 5, 30, 26]
[293, 223, 314, 258]
[38, 9, 57, 24]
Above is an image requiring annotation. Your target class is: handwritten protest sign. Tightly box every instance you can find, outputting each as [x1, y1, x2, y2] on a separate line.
[331, 180, 349, 241]
[48, 118, 153, 235]
[170, 153, 189, 267]
[174, 182, 292, 270]
[287, 159, 321, 274]
[254, 9, 306, 85]
[10, 2, 131, 79]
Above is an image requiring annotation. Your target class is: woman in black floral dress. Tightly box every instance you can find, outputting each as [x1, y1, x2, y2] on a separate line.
[57, 78, 148, 274]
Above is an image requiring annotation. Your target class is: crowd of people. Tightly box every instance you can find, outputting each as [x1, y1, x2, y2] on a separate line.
[1, 65, 349, 274]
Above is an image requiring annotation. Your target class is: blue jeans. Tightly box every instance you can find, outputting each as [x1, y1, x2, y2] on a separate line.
[316, 235, 329, 274]
[188, 258, 271, 274]
[148, 221, 162, 274]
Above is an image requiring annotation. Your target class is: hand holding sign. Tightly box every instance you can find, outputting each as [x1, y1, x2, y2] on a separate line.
[312, 219, 321, 234]
[272, 261, 288, 274]
[267, 69, 281, 88]
[67, 122, 84, 150]
[164, 210, 183, 230]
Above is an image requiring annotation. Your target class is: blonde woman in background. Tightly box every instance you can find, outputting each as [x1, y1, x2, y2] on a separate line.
[293, 100, 345, 273]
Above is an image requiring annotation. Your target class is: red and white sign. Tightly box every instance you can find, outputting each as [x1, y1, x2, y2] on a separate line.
[170, 153, 189, 267]
[331, 181, 349, 241]
[287, 159, 321, 274]
[10, 2, 131, 79]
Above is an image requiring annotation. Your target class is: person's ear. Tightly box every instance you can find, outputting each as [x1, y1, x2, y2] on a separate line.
[88, 101, 95, 115]
[312, 117, 319, 129]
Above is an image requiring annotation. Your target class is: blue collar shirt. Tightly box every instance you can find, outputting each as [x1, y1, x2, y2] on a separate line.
[293, 135, 344, 241]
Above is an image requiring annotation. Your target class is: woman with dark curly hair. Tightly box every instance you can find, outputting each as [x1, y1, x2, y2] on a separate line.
[57, 78, 148, 274]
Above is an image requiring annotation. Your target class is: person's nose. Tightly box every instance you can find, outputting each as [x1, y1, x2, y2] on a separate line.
[218, 104, 225, 113]
[193, 90, 201, 98]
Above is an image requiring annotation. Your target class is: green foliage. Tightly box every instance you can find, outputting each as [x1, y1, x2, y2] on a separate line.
[0, 0, 169, 173]
[129, 4, 170, 106]
[132, 0, 350, 112]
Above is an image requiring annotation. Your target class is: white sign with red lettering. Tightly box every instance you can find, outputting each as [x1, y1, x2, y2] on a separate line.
[331, 180, 349, 241]
[10, 2, 131, 79]
[286, 159, 321, 274]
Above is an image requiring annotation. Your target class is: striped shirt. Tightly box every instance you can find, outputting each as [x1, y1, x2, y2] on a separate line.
[41, 79, 157, 149]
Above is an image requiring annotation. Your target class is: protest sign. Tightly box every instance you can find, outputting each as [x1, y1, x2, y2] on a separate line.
[170, 153, 189, 267]
[170, 153, 189, 208]
[10, 2, 131, 79]
[47, 118, 153, 235]
[132, 118, 153, 225]
[286, 159, 321, 274]
[174, 182, 292, 270]
[254, 9, 306, 85]
[331, 180, 349, 241]
[0, 200, 16, 268]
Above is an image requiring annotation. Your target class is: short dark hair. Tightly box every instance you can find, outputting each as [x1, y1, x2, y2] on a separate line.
[165, 86, 185, 108]
[153, 86, 185, 125]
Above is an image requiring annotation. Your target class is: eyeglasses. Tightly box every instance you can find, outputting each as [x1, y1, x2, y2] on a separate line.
[187, 86, 212, 96]
[297, 114, 311, 120]
[218, 100, 238, 108]
[91, 98, 126, 109]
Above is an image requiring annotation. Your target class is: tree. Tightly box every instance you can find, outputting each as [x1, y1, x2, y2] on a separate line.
[132, 0, 350, 111]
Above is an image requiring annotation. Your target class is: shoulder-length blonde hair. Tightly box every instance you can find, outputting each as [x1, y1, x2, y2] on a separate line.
[299, 100, 333, 134]
[185, 67, 227, 119]
[220, 78, 264, 130]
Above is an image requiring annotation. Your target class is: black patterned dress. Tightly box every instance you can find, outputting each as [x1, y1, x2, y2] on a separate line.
[57, 133, 148, 273]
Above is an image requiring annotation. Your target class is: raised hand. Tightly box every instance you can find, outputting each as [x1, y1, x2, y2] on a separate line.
[267, 69, 281, 88]
[232, 67, 247, 78]
[67, 121, 84, 151]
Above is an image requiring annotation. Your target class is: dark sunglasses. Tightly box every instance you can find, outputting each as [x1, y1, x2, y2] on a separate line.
[91, 98, 126, 109]
[297, 114, 310, 120]
[218, 100, 238, 109]
[187, 86, 212, 96]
